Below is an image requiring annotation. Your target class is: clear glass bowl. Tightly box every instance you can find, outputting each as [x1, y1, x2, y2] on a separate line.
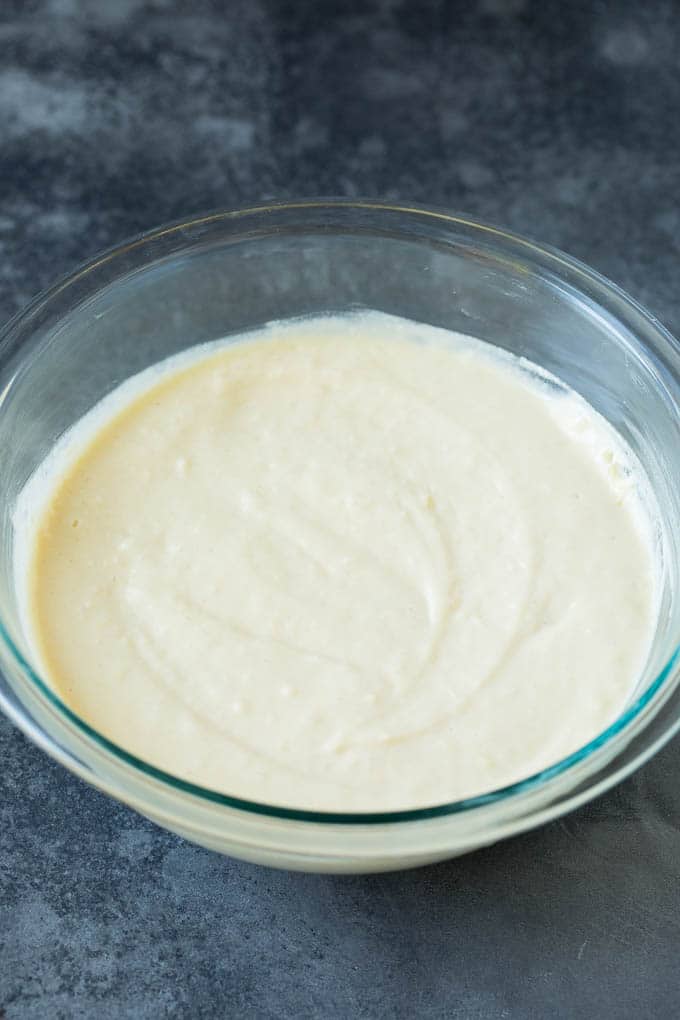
[1, 200, 679, 873]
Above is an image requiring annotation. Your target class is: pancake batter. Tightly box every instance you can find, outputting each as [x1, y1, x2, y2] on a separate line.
[17, 312, 658, 810]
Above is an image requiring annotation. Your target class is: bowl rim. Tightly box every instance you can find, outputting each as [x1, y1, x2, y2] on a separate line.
[2, 197, 680, 827]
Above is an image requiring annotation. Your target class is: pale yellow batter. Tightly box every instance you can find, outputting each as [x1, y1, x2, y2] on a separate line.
[17, 313, 657, 810]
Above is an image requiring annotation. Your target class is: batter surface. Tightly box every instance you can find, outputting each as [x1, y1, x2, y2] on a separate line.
[18, 313, 657, 810]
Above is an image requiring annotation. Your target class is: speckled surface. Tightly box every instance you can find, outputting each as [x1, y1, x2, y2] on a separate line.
[2, 1, 680, 1016]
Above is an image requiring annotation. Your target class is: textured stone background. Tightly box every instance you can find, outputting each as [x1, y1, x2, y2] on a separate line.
[2, 1, 680, 1016]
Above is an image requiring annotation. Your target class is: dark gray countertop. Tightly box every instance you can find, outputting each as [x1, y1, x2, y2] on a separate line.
[2, 1, 680, 1017]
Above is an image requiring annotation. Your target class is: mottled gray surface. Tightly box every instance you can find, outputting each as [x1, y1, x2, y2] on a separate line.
[2, 0, 680, 1016]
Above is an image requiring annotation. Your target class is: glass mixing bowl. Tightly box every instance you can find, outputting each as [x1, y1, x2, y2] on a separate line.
[1, 200, 679, 873]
